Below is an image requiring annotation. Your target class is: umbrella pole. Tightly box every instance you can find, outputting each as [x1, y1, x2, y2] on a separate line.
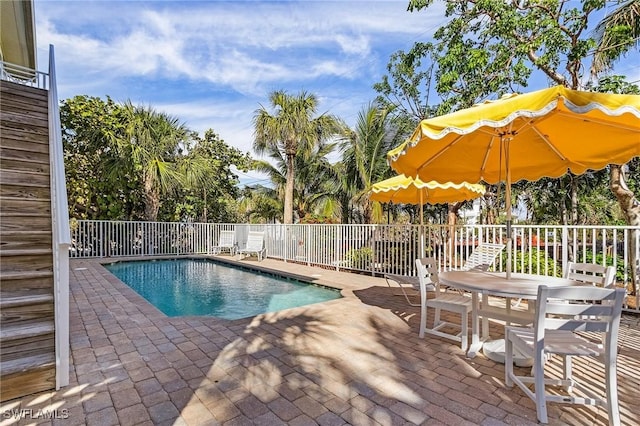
[420, 190, 425, 258]
[505, 140, 512, 279]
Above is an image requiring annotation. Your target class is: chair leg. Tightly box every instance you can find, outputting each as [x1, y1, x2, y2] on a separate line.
[433, 307, 441, 327]
[481, 294, 490, 339]
[562, 355, 573, 391]
[460, 309, 468, 351]
[534, 347, 548, 424]
[505, 331, 513, 387]
[419, 290, 427, 338]
[605, 354, 621, 426]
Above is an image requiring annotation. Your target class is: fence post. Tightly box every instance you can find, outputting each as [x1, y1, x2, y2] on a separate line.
[561, 226, 569, 273]
[306, 225, 311, 266]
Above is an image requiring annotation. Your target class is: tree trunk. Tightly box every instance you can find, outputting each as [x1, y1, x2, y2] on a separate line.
[447, 203, 459, 266]
[284, 153, 295, 224]
[571, 175, 578, 224]
[362, 200, 373, 224]
[143, 176, 160, 221]
[610, 165, 639, 295]
[561, 194, 568, 225]
[486, 205, 495, 225]
[203, 190, 208, 222]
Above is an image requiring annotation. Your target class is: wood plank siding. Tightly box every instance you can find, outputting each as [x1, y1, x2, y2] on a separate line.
[0, 80, 56, 401]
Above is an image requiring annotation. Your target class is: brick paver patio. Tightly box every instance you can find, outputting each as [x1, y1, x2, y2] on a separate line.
[1, 256, 639, 425]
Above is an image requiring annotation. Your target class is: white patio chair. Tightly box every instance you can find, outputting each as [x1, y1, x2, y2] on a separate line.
[504, 285, 625, 425]
[416, 257, 472, 350]
[238, 231, 267, 261]
[564, 262, 616, 288]
[212, 230, 236, 255]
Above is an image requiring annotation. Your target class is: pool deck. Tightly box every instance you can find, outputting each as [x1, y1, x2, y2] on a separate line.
[2, 255, 639, 425]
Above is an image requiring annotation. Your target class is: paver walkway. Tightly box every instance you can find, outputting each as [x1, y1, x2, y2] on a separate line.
[1, 256, 639, 425]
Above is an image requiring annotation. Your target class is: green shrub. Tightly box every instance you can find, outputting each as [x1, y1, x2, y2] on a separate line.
[500, 248, 562, 277]
[299, 214, 338, 224]
[580, 250, 625, 283]
[345, 247, 373, 269]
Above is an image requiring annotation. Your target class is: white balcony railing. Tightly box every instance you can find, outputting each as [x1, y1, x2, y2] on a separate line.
[69, 220, 640, 312]
[0, 60, 49, 89]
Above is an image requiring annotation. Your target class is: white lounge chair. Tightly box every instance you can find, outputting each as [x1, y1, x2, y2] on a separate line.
[384, 274, 420, 306]
[212, 230, 236, 255]
[449, 242, 506, 298]
[505, 285, 625, 425]
[384, 258, 436, 307]
[238, 231, 266, 261]
[462, 242, 505, 271]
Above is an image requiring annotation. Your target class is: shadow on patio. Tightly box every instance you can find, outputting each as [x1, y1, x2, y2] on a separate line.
[1, 259, 638, 425]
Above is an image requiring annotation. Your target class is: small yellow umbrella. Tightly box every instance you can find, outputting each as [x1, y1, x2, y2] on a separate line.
[370, 174, 486, 205]
[388, 85, 640, 277]
[370, 174, 486, 255]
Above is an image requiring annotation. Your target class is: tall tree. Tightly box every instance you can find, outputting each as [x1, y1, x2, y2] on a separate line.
[61, 95, 144, 219]
[62, 97, 251, 222]
[592, 6, 640, 291]
[407, 0, 601, 104]
[340, 104, 402, 224]
[112, 102, 189, 221]
[252, 139, 340, 222]
[406, 0, 639, 227]
[175, 130, 253, 222]
[253, 90, 343, 223]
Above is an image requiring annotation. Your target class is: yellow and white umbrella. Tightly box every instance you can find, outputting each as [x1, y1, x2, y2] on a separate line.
[370, 174, 486, 205]
[370, 174, 485, 255]
[387, 85, 640, 277]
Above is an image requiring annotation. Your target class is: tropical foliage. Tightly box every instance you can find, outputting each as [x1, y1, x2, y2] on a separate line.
[61, 96, 252, 222]
[248, 138, 341, 223]
[339, 103, 403, 224]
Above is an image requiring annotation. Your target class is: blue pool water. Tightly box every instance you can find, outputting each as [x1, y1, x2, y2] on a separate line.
[104, 259, 341, 320]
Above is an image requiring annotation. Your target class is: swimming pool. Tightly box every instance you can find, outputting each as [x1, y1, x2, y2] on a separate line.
[104, 258, 341, 320]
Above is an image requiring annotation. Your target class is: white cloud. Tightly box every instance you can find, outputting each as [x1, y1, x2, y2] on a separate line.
[34, 0, 444, 162]
[37, 1, 439, 89]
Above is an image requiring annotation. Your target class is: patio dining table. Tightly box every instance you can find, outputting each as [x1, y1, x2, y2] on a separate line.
[438, 270, 583, 363]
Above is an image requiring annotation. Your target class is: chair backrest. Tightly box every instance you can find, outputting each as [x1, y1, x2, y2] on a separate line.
[533, 285, 625, 354]
[462, 243, 505, 271]
[415, 257, 439, 293]
[245, 231, 265, 250]
[218, 230, 235, 246]
[564, 262, 616, 288]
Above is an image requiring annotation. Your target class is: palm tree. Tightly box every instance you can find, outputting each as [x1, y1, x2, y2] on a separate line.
[339, 103, 402, 224]
[292, 140, 342, 221]
[591, 0, 640, 76]
[238, 185, 283, 223]
[253, 90, 343, 223]
[112, 102, 189, 221]
[252, 139, 341, 222]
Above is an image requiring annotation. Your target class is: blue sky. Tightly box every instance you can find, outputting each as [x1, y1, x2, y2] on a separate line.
[34, 0, 448, 185]
[34, 1, 639, 186]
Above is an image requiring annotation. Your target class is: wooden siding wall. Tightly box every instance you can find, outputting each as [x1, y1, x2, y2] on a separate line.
[0, 80, 56, 401]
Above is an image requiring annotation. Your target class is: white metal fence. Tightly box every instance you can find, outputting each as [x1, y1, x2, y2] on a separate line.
[69, 220, 640, 312]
